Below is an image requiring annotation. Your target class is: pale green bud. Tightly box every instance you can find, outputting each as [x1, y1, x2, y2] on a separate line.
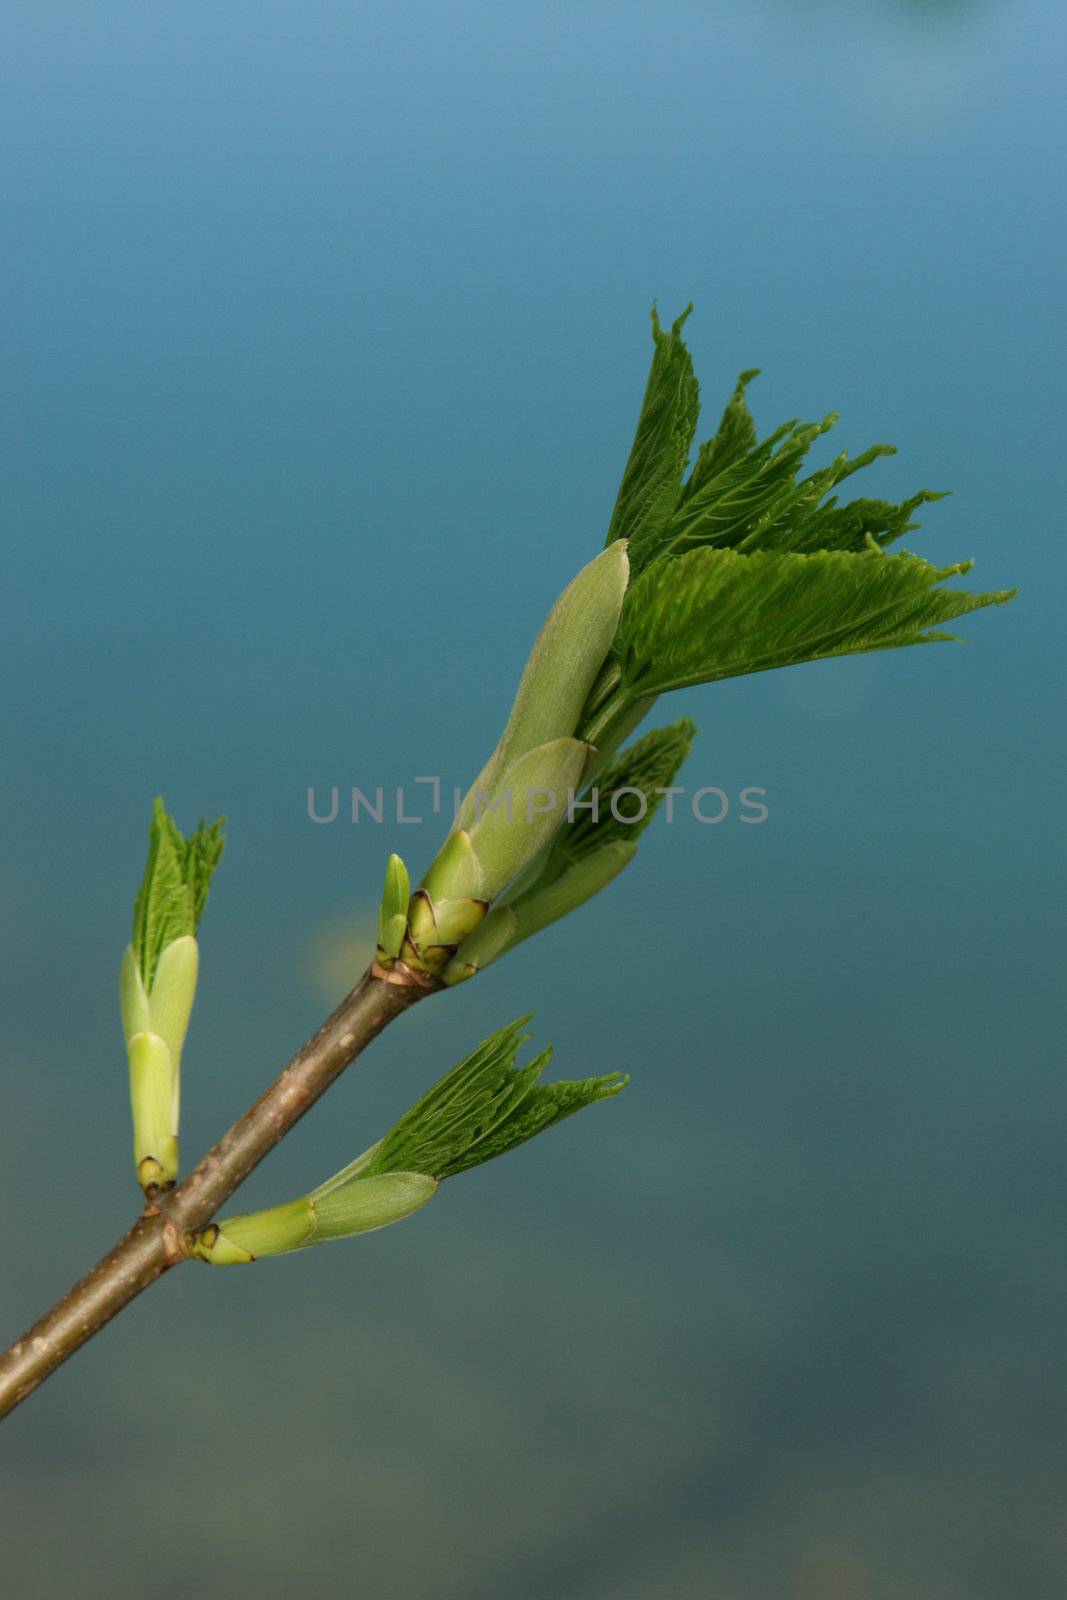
[310, 1170, 437, 1242]
[192, 1172, 438, 1264]
[407, 890, 487, 950]
[376, 853, 412, 962]
[121, 935, 198, 1192]
[190, 1222, 259, 1266]
[121, 798, 222, 1195]
[441, 905, 518, 986]
[505, 840, 637, 947]
[441, 841, 636, 983]
[421, 829, 482, 902]
[387, 830, 488, 977]
[127, 1030, 179, 1192]
[455, 542, 629, 831]
[192, 1196, 313, 1263]
[377, 912, 408, 962]
[466, 737, 592, 900]
[119, 945, 150, 1043]
[380, 853, 410, 922]
[402, 888, 489, 975]
[145, 934, 198, 1071]
[395, 829, 490, 975]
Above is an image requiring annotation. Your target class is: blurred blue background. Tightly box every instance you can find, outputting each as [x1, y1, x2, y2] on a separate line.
[1, 2, 1062, 1596]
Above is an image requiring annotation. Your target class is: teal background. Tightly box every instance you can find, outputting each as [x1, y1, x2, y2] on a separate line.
[1, 3, 1062, 1597]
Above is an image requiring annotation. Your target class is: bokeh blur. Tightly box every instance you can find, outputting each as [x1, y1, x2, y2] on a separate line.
[1, 2, 1063, 1596]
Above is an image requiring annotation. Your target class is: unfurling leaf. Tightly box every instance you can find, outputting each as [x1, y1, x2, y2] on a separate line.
[616, 547, 1016, 697]
[681, 366, 761, 499]
[605, 304, 700, 560]
[614, 310, 957, 579]
[550, 716, 697, 866]
[364, 1017, 627, 1180]
[131, 797, 225, 992]
[193, 1020, 626, 1264]
[122, 798, 223, 1194]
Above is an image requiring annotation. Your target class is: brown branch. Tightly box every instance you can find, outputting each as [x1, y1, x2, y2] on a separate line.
[0, 962, 435, 1423]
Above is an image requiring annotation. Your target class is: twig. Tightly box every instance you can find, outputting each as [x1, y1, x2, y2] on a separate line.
[0, 964, 434, 1422]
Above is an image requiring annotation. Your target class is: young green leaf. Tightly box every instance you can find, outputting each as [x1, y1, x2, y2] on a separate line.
[131, 797, 225, 992]
[789, 487, 949, 555]
[364, 1018, 627, 1181]
[644, 412, 840, 572]
[549, 716, 697, 868]
[616, 546, 1017, 697]
[605, 304, 700, 563]
[680, 366, 761, 502]
[609, 310, 951, 574]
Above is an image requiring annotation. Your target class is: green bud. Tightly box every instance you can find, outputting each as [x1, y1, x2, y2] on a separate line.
[119, 944, 150, 1043]
[407, 890, 487, 950]
[377, 911, 408, 962]
[467, 737, 592, 900]
[122, 799, 223, 1195]
[192, 1172, 438, 1265]
[391, 829, 489, 978]
[401, 887, 489, 977]
[443, 719, 695, 979]
[506, 840, 637, 948]
[127, 1030, 179, 1192]
[121, 935, 198, 1193]
[145, 934, 198, 1073]
[442, 844, 635, 982]
[376, 853, 411, 963]
[192, 1196, 313, 1263]
[381, 853, 410, 922]
[309, 1170, 437, 1242]
[441, 905, 518, 985]
[409, 545, 629, 973]
[455, 542, 629, 832]
[190, 1223, 257, 1266]
[421, 829, 482, 902]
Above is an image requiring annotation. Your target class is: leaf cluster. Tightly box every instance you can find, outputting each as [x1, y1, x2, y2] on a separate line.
[600, 307, 1016, 704]
[365, 1018, 626, 1181]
